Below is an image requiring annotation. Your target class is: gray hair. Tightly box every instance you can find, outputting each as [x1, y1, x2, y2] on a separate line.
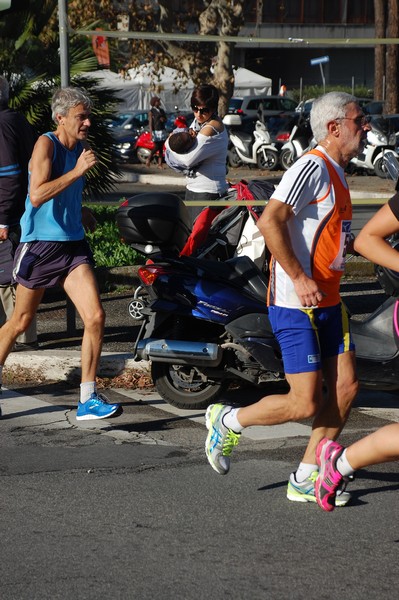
[310, 91, 357, 142]
[0, 75, 10, 103]
[51, 86, 92, 122]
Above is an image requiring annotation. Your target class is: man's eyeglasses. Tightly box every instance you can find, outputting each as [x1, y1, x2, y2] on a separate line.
[337, 115, 371, 127]
[192, 106, 210, 115]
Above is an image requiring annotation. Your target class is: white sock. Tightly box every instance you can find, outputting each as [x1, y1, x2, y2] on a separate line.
[222, 407, 244, 433]
[336, 449, 355, 477]
[295, 462, 318, 482]
[80, 381, 96, 404]
[0, 364, 3, 386]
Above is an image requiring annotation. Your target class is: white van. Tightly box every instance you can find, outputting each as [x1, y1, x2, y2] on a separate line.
[228, 95, 298, 117]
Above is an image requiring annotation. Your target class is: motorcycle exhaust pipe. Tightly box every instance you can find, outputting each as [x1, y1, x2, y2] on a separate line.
[136, 338, 222, 366]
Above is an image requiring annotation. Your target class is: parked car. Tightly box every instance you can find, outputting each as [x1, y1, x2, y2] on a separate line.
[105, 110, 149, 131]
[295, 98, 314, 116]
[295, 97, 377, 119]
[363, 100, 384, 116]
[111, 129, 142, 163]
[108, 110, 151, 163]
[228, 95, 298, 118]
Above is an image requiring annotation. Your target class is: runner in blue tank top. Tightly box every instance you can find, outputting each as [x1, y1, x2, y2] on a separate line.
[0, 87, 122, 421]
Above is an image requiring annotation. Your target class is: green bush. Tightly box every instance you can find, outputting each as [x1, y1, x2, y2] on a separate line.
[291, 85, 374, 104]
[84, 203, 142, 268]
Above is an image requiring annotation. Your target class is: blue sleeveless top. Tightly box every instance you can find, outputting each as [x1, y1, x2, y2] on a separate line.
[21, 132, 85, 242]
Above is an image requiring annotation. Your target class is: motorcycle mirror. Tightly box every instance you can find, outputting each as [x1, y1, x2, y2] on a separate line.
[383, 153, 399, 190]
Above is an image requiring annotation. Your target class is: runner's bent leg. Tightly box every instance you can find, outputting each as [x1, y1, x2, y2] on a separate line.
[236, 369, 323, 427]
[345, 423, 399, 470]
[62, 264, 105, 383]
[301, 350, 358, 464]
[0, 285, 44, 364]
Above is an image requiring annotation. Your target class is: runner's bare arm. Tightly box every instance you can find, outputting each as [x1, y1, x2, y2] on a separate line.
[257, 198, 325, 306]
[29, 136, 97, 207]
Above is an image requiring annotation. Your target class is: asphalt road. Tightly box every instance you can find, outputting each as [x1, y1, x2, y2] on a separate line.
[2, 285, 399, 599]
[2, 372, 399, 599]
[2, 170, 398, 599]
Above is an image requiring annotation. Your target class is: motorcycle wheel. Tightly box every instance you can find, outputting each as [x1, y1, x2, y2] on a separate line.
[137, 147, 151, 164]
[280, 148, 295, 171]
[128, 296, 148, 320]
[257, 149, 279, 171]
[151, 361, 229, 410]
[227, 147, 243, 168]
[374, 155, 390, 179]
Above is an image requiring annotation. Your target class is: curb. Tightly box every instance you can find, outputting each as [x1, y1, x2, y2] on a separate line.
[115, 169, 186, 187]
[116, 168, 394, 199]
[4, 350, 150, 382]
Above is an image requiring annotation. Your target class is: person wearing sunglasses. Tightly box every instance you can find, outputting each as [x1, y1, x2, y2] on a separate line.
[165, 84, 229, 225]
[204, 92, 371, 509]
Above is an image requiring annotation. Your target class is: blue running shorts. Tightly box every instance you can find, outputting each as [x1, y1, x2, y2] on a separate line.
[12, 240, 94, 289]
[268, 302, 354, 374]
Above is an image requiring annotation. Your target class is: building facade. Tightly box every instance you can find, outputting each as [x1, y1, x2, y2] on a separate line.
[236, 0, 375, 94]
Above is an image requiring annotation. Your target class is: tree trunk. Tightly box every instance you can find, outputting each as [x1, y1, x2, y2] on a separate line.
[385, 0, 399, 113]
[199, 0, 245, 116]
[374, 0, 386, 101]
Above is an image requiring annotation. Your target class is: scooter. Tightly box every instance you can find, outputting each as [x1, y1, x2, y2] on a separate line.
[279, 113, 315, 171]
[348, 116, 399, 178]
[223, 108, 279, 171]
[135, 130, 153, 165]
[116, 181, 399, 411]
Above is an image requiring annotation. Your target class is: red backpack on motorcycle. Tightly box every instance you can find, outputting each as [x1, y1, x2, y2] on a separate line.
[180, 179, 275, 264]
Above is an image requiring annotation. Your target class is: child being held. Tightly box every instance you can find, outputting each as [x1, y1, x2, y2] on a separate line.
[165, 129, 198, 175]
[169, 129, 197, 153]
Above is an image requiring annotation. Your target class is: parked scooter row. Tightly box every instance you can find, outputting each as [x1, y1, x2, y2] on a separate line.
[116, 156, 399, 411]
[277, 112, 399, 177]
[133, 105, 399, 178]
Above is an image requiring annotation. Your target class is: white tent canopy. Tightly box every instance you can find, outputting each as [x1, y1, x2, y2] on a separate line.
[84, 66, 272, 111]
[84, 66, 193, 111]
[233, 67, 272, 96]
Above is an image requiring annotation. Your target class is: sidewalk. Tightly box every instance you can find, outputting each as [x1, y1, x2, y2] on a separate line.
[116, 162, 395, 199]
[5, 348, 149, 383]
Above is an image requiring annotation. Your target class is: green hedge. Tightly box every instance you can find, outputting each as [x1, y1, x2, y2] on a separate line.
[290, 85, 373, 104]
[84, 203, 142, 268]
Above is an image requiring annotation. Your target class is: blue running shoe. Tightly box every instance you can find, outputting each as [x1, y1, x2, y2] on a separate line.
[76, 392, 121, 421]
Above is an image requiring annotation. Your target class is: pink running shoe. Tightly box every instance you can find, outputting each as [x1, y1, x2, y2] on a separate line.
[315, 438, 345, 512]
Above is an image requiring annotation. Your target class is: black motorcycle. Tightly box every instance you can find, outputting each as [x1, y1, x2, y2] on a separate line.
[117, 190, 399, 410]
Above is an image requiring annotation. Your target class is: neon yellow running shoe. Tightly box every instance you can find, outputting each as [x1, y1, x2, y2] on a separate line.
[287, 471, 351, 506]
[205, 404, 241, 475]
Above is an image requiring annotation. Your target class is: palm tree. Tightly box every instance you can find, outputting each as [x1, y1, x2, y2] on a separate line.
[0, 0, 123, 200]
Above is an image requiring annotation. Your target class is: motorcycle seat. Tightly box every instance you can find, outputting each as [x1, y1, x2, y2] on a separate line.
[181, 255, 268, 302]
[227, 256, 268, 301]
[234, 131, 254, 144]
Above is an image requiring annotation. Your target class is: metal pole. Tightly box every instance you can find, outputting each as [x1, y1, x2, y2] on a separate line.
[58, 0, 70, 87]
[319, 64, 325, 93]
